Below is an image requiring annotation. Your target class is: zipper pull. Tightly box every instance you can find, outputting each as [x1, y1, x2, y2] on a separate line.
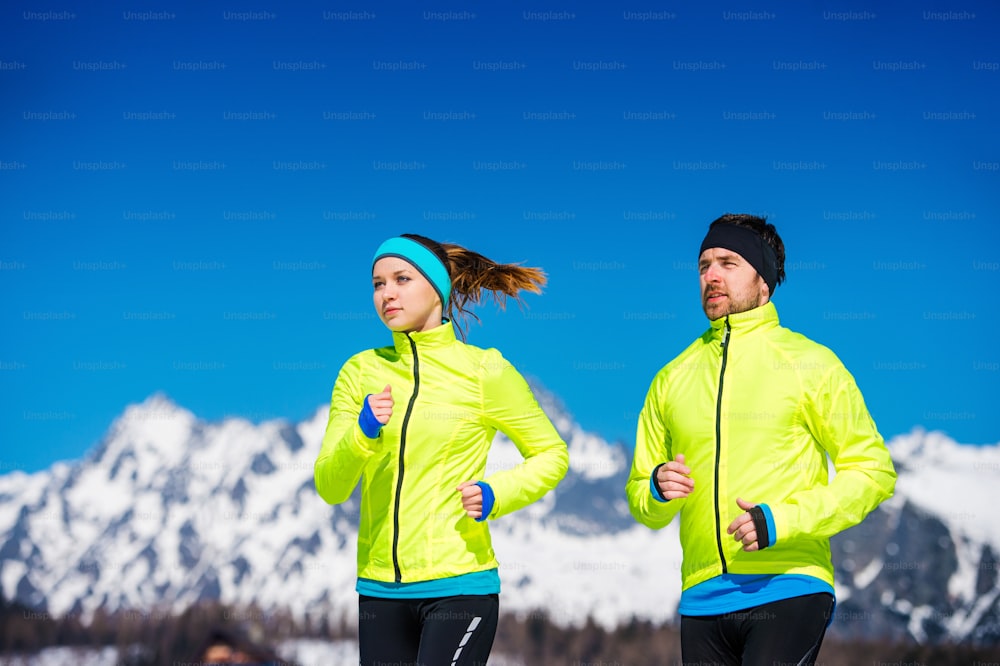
[721, 316, 731, 349]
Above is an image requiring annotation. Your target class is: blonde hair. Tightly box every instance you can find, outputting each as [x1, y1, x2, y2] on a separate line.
[402, 234, 546, 339]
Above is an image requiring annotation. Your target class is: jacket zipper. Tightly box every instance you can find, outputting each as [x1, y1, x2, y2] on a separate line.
[713, 316, 731, 573]
[392, 333, 420, 583]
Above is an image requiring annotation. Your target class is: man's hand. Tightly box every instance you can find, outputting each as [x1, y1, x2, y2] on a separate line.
[727, 497, 761, 552]
[367, 384, 393, 425]
[656, 453, 695, 499]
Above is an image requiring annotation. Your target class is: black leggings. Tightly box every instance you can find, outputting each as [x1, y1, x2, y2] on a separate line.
[358, 594, 499, 666]
[680, 592, 835, 666]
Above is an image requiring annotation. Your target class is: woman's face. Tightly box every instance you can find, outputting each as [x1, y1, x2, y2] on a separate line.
[372, 257, 443, 333]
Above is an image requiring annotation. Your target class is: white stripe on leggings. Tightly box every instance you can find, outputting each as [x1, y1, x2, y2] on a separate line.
[450, 616, 482, 665]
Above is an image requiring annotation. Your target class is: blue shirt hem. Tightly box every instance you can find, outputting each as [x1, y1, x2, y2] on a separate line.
[356, 569, 500, 598]
[678, 574, 834, 616]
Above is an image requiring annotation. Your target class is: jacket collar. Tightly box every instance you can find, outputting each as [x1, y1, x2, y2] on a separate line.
[708, 300, 780, 339]
[391, 320, 458, 355]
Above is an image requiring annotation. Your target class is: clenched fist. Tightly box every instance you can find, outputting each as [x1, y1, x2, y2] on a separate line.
[456, 480, 484, 520]
[367, 384, 394, 425]
[655, 453, 694, 500]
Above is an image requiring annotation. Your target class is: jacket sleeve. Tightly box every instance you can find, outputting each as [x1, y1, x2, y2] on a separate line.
[480, 355, 568, 519]
[626, 370, 682, 529]
[770, 361, 897, 542]
[314, 355, 382, 505]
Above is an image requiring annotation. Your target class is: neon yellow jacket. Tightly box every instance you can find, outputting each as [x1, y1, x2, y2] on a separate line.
[626, 302, 896, 590]
[315, 321, 568, 583]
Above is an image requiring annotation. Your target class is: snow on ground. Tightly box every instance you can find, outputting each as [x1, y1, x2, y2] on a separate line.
[0, 642, 526, 666]
[0, 647, 118, 666]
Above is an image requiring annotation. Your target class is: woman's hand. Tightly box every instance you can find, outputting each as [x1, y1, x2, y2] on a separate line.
[457, 480, 484, 519]
[367, 384, 393, 425]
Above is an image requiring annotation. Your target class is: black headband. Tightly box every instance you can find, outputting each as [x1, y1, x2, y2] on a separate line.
[699, 223, 778, 293]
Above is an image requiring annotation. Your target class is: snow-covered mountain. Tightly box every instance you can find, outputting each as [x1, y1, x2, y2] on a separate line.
[0, 389, 997, 645]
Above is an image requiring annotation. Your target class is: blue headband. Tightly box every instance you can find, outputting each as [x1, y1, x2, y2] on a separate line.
[372, 237, 452, 308]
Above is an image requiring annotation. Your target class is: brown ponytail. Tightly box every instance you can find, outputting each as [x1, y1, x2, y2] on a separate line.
[401, 233, 546, 339]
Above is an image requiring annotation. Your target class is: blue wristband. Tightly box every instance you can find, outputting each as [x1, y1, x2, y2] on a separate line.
[358, 395, 383, 439]
[761, 503, 777, 548]
[475, 481, 495, 522]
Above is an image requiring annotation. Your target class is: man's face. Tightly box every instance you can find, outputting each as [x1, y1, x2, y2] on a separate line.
[698, 247, 770, 320]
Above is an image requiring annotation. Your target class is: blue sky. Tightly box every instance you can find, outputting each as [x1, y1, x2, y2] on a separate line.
[2, 1, 998, 473]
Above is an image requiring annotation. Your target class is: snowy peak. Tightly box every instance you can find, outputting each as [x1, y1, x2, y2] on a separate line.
[90, 393, 198, 471]
[885, 429, 1000, 549]
[526, 379, 627, 481]
[889, 427, 1000, 469]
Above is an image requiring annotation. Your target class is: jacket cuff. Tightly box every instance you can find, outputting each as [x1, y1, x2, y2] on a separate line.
[749, 504, 776, 549]
[474, 481, 495, 522]
[357, 395, 383, 439]
[650, 463, 669, 503]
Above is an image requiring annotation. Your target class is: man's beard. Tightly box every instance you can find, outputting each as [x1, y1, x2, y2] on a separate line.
[702, 285, 764, 319]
